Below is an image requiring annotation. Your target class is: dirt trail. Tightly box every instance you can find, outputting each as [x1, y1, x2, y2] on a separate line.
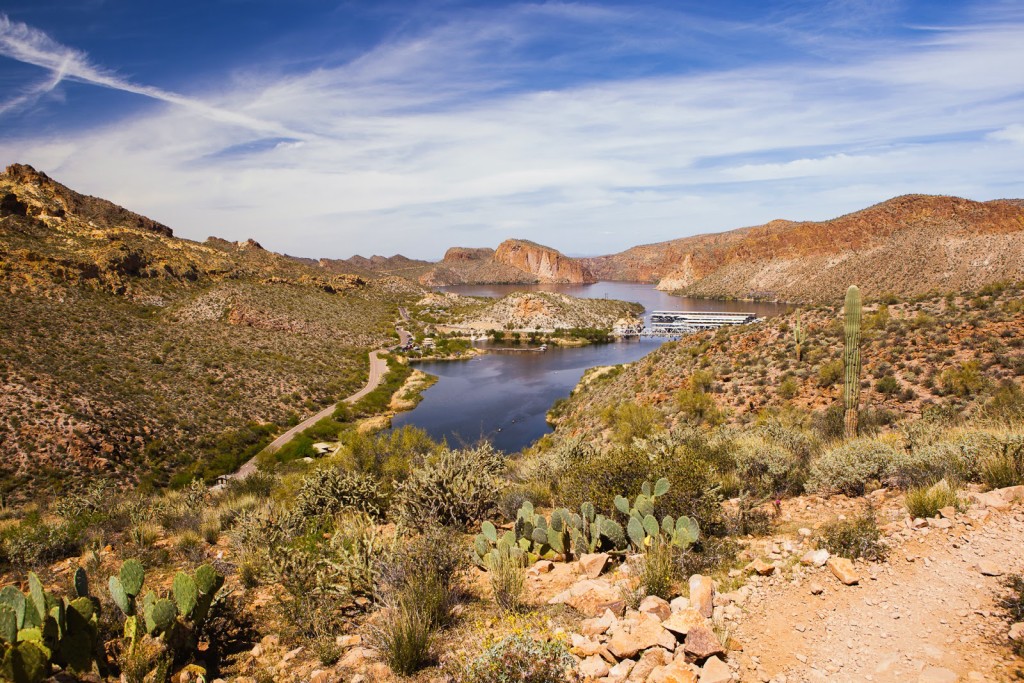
[227, 350, 388, 481]
[734, 502, 1024, 683]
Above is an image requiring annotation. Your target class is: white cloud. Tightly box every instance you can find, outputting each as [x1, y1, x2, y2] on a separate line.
[0, 9, 1023, 259]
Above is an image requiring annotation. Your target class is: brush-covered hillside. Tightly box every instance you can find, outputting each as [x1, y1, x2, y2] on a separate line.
[539, 283, 1024, 452]
[581, 195, 1024, 302]
[0, 164, 422, 499]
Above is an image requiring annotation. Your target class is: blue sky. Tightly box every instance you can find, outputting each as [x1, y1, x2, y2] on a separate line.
[1, 1, 1022, 260]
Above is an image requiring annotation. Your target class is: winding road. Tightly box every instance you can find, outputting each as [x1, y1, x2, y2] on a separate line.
[226, 309, 413, 482]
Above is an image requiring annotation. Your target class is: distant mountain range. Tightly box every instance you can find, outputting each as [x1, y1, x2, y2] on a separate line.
[327, 193, 1024, 302]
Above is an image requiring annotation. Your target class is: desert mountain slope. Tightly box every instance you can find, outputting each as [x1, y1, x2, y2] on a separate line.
[0, 164, 419, 498]
[581, 195, 1024, 302]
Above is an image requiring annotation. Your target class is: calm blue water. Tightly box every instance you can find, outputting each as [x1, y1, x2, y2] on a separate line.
[390, 282, 789, 453]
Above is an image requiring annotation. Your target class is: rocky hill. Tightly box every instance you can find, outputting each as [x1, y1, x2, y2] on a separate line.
[419, 239, 595, 286]
[0, 164, 421, 498]
[581, 195, 1024, 302]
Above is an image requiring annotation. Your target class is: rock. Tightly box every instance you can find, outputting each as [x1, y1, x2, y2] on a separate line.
[670, 596, 691, 613]
[580, 609, 617, 636]
[826, 557, 859, 585]
[579, 553, 611, 579]
[640, 595, 672, 621]
[608, 616, 676, 659]
[938, 506, 957, 519]
[745, 559, 775, 576]
[918, 666, 958, 683]
[684, 625, 726, 660]
[530, 560, 555, 574]
[809, 582, 824, 595]
[800, 549, 830, 567]
[1009, 622, 1024, 642]
[339, 647, 375, 669]
[662, 609, 707, 636]
[335, 634, 361, 649]
[928, 518, 952, 529]
[649, 659, 699, 683]
[977, 560, 1004, 577]
[626, 647, 671, 682]
[700, 655, 733, 683]
[606, 658, 636, 682]
[579, 655, 611, 679]
[309, 671, 332, 683]
[689, 575, 715, 618]
[549, 578, 625, 616]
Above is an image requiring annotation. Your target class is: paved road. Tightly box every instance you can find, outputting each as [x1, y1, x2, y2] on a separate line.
[226, 349, 389, 482]
[396, 307, 412, 346]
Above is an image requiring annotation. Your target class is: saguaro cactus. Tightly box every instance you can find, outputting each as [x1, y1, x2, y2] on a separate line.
[793, 312, 807, 362]
[843, 285, 862, 438]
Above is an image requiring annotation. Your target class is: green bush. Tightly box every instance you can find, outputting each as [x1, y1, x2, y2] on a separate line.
[485, 543, 526, 614]
[602, 402, 663, 444]
[558, 432, 724, 535]
[875, 375, 900, 395]
[807, 439, 901, 496]
[636, 540, 679, 601]
[818, 360, 844, 387]
[373, 601, 434, 675]
[377, 524, 467, 628]
[904, 481, 960, 519]
[339, 426, 441, 481]
[816, 510, 887, 561]
[0, 512, 86, 569]
[732, 437, 805, 498]
[393, 445, 503, 529]
[456, 633, 578, 683]
[939, 361, 988, 397]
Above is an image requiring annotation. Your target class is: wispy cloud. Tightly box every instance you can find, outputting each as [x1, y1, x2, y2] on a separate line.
[0, 4, 1022, 259]
[0, 13, 303, 137]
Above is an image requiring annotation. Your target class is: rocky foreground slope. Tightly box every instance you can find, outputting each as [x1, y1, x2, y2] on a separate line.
[580, 195, 1024, 303]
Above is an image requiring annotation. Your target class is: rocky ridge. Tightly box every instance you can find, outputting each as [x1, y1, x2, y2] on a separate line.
[580, 195, 1024, 303]
[419, 239, 595, 286]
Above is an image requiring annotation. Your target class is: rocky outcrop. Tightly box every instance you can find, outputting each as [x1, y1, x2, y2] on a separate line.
[493, 239, 595, 284]
[581, 194, 1024, 302]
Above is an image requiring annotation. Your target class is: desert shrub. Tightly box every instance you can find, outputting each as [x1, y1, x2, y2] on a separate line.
[377, 524, 467, 628]
[176, 530, 205, 562]
[393, 444, 503, 528]
[558, 432, 724, 535]
[807, 439, 901, 496]
[904, 481, 961, 519]
[732, 438, 805, 498]
[677, 536, 740, 577]
[373, 601, 434, 675]
[939, 361, 988, 397]
[816, 510, 887, 561]
[676, 386, 724, 426]
[457, 633, 578, 683]
[222, 471, 275, 499]
[485, 543, 526, 614]
[339, 425, 441, 481]
[1001, 574, 1024, 624]
[818, 360, 844, 387]
[983, 380, 1024, 422]
[778, 376, 799, 399]
[0, 512, 85, 569]
[294, 467, 390, 519]
[603, 402, 664, 444]
[981, 453, 1024, 490]
[497, 484, 549, 522]
[636, 540, 679, 601]
[875, 375, 900, 395]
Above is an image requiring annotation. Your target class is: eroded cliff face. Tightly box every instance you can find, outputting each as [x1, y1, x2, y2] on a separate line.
[493, 239, 595, 284]
[417, 240, 594, 286]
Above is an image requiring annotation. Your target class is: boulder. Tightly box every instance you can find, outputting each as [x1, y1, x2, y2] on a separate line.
[670, 596, 691, 613]
[640, 595, 672, 622]
[580, 609, 617, 636]
[800, 549, 830, 567]
[977, 560, 1004, 577]
[689, 575, 715, 618]
[626, 647, 671, 682]
[649, 659, 699, 683]
[745, 558, 775, 576]
[606, 658, 636, 683]
[683, 625, 726, 660]
[826, 557, 859, 585]
[662, 609, 707, 637]
[608, 616, 677, 659]
[579, 553, 611, 579]
[700, 655, 733, 683]
[548, 578, 625, 616]
[1008, 622, 1023, 642]
[579, 655, 610, 679]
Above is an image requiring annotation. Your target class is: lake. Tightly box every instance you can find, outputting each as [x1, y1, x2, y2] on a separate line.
[389, 282, 789, 452]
